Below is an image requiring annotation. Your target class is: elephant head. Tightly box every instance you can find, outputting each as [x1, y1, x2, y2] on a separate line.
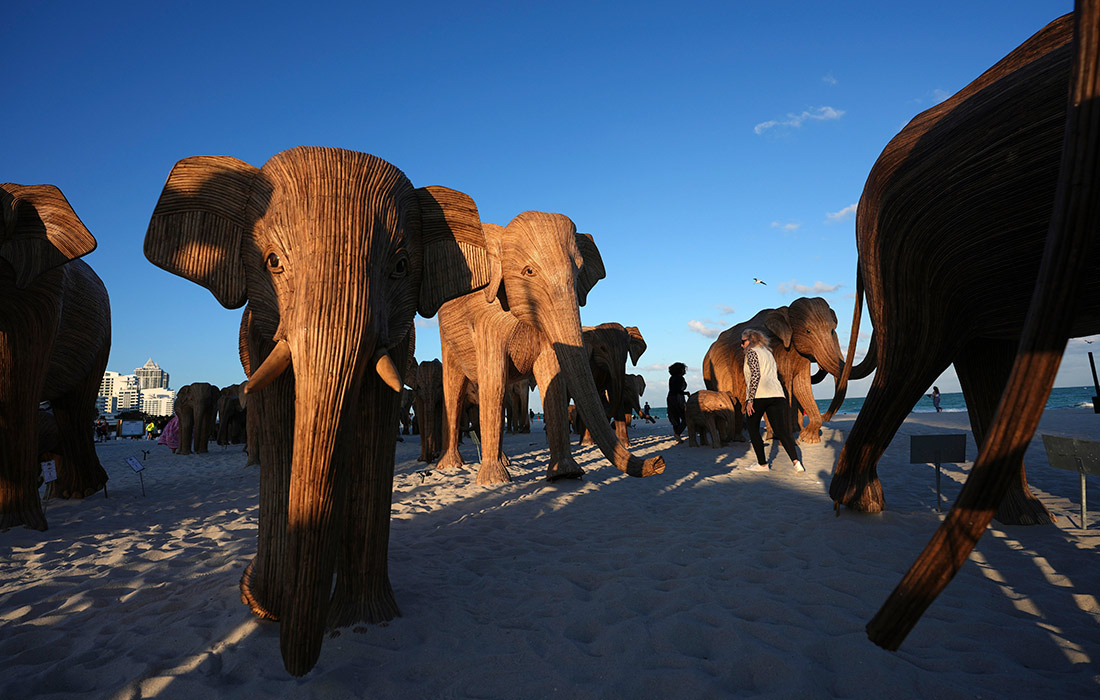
[144, 147, 488, 675]
[763, 297, 844, 378]
[481, 214, 662, 477]
[1, 184, 96, 289]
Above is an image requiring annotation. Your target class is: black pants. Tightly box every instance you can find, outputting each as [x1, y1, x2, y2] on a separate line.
[667, 398, 686, 436]
[745, 397, 799, 464]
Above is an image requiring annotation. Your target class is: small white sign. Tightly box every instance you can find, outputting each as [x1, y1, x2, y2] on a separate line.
[40, 460, 57, 483]
[126, 456, 145, 473]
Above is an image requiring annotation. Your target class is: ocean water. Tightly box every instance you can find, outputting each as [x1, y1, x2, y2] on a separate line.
[815, 385, 1097, 416]
[635, 386, 1097, 421]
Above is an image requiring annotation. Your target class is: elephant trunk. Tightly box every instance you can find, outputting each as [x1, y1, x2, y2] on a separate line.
[549, 316, 663, 477]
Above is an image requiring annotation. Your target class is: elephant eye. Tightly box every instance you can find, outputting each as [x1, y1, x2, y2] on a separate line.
[522, 266, 536, 277]
[390, 255, 408, 279]
[266, 252, 283, 273]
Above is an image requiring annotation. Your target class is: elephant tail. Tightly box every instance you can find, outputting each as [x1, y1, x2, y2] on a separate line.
[823, 265, 872, 420]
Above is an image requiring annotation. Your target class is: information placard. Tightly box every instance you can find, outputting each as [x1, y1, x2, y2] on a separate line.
[121, 420, 144, 438]
[910, 434, 967, 464]
[126, 456, 145, 472]
[1042, 435, 1100, 475]
[40, 460, 57, 483]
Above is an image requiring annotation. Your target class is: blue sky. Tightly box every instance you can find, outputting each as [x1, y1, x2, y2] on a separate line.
[7, 0, 1094, 410]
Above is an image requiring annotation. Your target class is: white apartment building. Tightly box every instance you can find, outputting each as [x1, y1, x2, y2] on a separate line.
[141, 388, 176, 417]
[101, 359, 173, 416]
[135, 358, 170, 390]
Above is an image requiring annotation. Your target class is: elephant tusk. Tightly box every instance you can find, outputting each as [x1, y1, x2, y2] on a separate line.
[374, 348, 403, 393]
[245, 340, 292, 394]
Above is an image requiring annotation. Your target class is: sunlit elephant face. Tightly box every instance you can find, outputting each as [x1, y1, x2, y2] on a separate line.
[251, 151, 419, 378]
[482, 212, 605, 332]
[766, 297, 844, 374]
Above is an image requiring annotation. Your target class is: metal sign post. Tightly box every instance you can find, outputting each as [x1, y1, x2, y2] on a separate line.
[910, 434, 968, 512]
[1042, 434, 1100, 529]
[126, 456, 147, 497]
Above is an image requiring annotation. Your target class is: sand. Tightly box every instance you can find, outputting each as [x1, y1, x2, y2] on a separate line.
[1, 410, 1098, 699]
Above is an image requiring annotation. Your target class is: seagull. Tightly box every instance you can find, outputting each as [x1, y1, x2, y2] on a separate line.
[753, 278, 767, 285]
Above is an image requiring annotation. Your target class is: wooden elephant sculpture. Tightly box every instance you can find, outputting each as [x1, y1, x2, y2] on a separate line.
[1, 183, 111, 531]
[828, 11, 1100, 525]
[399, 388, 414, 436]
[578, 323, 647, 447]
[703, 297, 844, 445]
[436, 216, 665, 484]
[144, 147, 491, 676]
[175, 382, 220, 455]
[867, 3, 1100, 650]
[685, 390, 737, 448]
[504, 377, 535, 434]
[216, 382, 247, 446]
[407, 359, 443, 463]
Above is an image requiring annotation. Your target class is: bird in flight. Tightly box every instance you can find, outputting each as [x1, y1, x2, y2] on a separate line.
[753, 278, 767, 285]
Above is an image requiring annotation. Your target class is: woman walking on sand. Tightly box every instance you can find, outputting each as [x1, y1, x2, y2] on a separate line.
[929, 386, 942, 412]
[741, 329, 803, 472]
[666, 362, 689, 441]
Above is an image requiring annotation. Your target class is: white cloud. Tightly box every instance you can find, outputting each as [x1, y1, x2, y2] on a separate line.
[770, 221, 801, 232]
[931, 88, 951, 104]
[776, 280, 843, 295]
[754, 106, 845, 135]
[716, 304, 736, 315]
[641, 363, 667, 372]
[688, 320, 722, 338]
[415, 317, 438, 328]
[826, 203, 857, 222]
[823, 73, 838, 86]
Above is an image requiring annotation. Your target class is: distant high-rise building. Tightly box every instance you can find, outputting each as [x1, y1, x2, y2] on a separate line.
[141, 388, 176, 417]
[99, 371, 141, 413]
[135, 358, 170, 390]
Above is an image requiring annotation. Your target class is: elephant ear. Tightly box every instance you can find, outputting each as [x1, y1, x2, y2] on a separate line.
[410, 186, 491, 317]
[574, 233, 606, 307]
[144, 155, 271, 309]
[765, 307, 793, 349]
[630, 374, 646, 397]
[480, 222, 505, 306]
[626, 326, 647, 366]
[405, 362, 419, 391]
[1, 183, 96, 289]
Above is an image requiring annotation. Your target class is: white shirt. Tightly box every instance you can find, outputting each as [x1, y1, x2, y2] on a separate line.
[744, 346, 785, 401]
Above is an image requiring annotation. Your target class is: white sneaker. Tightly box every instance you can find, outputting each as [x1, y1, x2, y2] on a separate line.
[793, 460, 805, 472]
[743, 464, 770, 472]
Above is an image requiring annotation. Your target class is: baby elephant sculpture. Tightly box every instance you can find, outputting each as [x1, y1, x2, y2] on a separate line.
[685, 390, 737, 448]
[1, 183, 111, 530]
[407, 359, 444, 463]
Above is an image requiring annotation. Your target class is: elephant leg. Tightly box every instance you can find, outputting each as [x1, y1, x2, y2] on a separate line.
[791, 373, 822, 444]
[177, 411, 194, 455]
[686, 416, 699, 447]
[706, 415, 721, 449]
[535, 350, 584, 481]
[955, 339, 1055, 525]
[474, 342, 510, 485]
[0, 331, 52, 530]
[830, 352, 951, 513]
[614, 417, 630, 448]
[436, 343, 467, 471]
[50, 385, 109, 499]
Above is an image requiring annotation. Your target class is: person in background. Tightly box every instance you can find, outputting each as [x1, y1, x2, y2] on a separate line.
[667, 362, 689, 440]
[929, 386, 942, 412]
[741, 328, 803, 472]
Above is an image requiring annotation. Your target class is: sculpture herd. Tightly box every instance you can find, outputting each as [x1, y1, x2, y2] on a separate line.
[1, 4, 1096, 675]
